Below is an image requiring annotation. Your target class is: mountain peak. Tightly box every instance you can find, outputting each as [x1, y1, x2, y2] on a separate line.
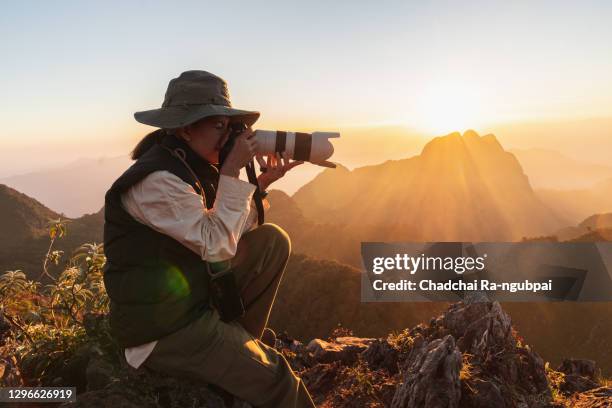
[462, 129, 480, 139]
[420, 129, 504, 158]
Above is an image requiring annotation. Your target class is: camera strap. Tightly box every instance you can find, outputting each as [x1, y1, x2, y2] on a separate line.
[162, 144, 264, 226]
[245, 158, 265, 226]
[160, 145, 206, 197]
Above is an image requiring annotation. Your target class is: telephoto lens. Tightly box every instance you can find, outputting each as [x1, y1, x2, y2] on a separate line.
[254, 130, 339, 168]
[220, 124, 340, 169]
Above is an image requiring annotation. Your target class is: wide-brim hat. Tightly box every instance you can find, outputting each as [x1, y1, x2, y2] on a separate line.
[134, 70, 260, 128]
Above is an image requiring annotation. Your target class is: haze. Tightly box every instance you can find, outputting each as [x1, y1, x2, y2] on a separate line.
[1, 1, 611, 193]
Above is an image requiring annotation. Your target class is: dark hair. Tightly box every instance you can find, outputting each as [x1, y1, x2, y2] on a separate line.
[130, 129, 168, 160]
[131, 117, 222, 160]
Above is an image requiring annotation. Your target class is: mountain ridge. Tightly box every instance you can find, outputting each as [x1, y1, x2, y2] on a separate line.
[292, 130, 564, 241]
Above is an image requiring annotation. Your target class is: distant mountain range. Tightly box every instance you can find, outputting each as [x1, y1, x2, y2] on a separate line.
[537, 177, 612, 225]
[3, 142, 609, 268]
[548, 212, 612, 241]
[3, 126, 611, 220]
[4, 129, 611, 270]
[0, 155, 131, 218]
[511, 148, 612, 189]
[486, 116, 612, 165]
[0, 126, 428, 217]
[1, 138, 612, 373]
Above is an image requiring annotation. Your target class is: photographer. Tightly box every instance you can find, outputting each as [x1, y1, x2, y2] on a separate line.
[103, 70, 315, 407]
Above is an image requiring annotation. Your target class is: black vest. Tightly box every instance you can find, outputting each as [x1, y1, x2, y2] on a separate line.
[103, 134, 220, 348]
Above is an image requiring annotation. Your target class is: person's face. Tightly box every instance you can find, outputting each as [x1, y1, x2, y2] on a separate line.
[178, 115, 231, 164]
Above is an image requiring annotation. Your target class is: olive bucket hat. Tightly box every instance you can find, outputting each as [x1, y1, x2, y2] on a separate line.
[134, 70, 260, 128]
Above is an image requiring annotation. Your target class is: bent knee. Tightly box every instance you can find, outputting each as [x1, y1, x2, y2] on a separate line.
[258, 223, 291, 257]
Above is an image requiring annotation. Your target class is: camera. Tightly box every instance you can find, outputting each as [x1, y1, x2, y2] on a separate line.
[219, 123, 340, 168]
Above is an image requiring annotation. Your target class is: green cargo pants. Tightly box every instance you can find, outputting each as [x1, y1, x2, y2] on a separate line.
[142, 223, 316, 408]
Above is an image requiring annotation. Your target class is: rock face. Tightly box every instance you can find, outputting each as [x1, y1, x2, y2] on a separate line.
[391, 334, 462, 408]
[439, 300, 513, 355]
[361, 338, 399, 374]
[387, 301, 551, 408]
[277, 301, 610, 407]
[437, 301, 552, 407]
[38, 301, 609, 407]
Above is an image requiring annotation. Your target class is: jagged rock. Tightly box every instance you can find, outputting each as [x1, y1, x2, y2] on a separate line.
[462, 290, 491, 304]
[557, 359, 600, 395]
[362, 338, 399, 374]
[391, 334, 462, 408]
[429, 302, 551, 407]
[307, 336, 375, 364]
[408, 322, 437, 339]
[460, 345, 551, 408]
[459, 378, 505, 408]
[440, 301, 514, 355]
[558, 358, 597, 379]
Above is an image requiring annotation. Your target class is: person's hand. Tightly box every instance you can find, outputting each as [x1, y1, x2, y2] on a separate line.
[256, 152, 304, 191]
[220, 127, 257, 178]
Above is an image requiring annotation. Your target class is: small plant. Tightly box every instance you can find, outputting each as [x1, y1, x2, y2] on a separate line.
[40, 218, 71, 281]
[544, 361, 566, 403]
[387, 328, 414, 354]
[459, 353, 475, 381]
[343, 361, 377, 398]
[0, 217, 114, 388]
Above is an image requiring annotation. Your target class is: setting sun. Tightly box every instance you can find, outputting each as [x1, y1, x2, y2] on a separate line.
[411, 80, 491, 135]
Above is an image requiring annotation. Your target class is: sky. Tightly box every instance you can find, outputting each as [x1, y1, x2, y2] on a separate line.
[1, 0, 612, 176]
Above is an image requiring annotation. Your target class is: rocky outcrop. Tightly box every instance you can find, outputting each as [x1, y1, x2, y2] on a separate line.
[361, 338, 399, 374]
[41, 301, 609, 407]
[391, 334, 462, 408]
[437, 301, 552, 407]
[277, 300, 609, 407]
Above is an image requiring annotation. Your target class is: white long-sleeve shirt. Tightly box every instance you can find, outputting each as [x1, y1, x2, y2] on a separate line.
[119, 170, 269, 368]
